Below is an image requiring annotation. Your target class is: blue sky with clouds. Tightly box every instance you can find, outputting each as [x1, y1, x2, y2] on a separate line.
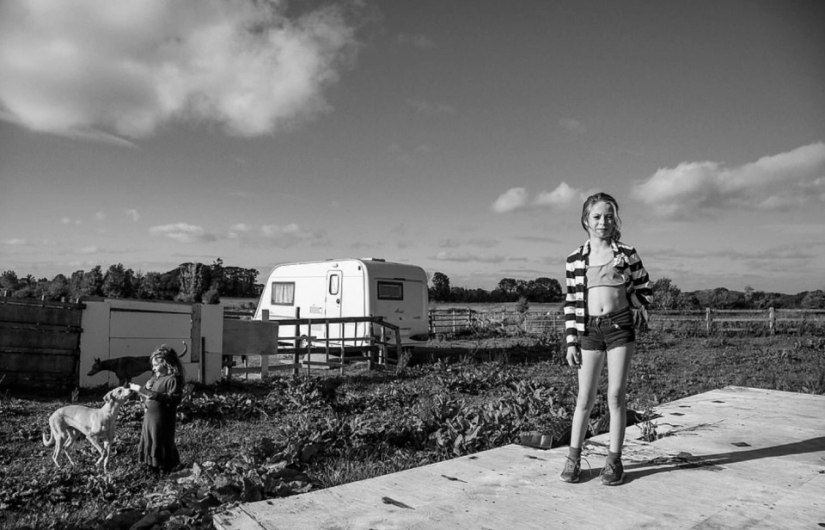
[1, 0, 824, 294]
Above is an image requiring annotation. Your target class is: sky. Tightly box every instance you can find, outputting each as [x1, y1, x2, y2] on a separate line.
[1, 0, 824, 295]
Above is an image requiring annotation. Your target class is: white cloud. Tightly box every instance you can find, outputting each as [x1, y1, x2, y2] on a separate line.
[491, 187, 529, 213]
[493, 183, 585, 213]
[534, 182, 582, 209]
[397, 34, 436, 49]
[432, 251, 505, 264]
[149, 223, 217, 243]
[124, 209, 141, 222]
[228, 222, 325, 248]
[94, 212, 106, 221]
[406, 99, 455, 115]
[631, 142, 825, 218]
[0, 0, 359, 140]
[559, 118, 586, 136]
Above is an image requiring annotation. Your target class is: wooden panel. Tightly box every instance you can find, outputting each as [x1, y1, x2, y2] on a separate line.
[0, 328, 81, 350]
[109, 310, 191, 338]
[191, 304, 202, 363]
[109, 338, 190, 359]
[0, 302, 82, 326]
[1, 352, 77, 373]
[3, 371, 78, 389]
[222, 319, 280, 355]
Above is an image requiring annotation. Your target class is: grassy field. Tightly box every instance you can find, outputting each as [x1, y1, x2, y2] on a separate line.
[1, 329, 823, 530]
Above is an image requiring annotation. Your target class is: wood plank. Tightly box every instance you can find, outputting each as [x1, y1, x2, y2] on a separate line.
[222, 319, 280, 355]
[191, 303, 202, 363]
[110, 311, 191, 338]
[1, 352, 78, 372]
[214, 387, 825, 530]
[0, 303, 82, 326]
[0, 329, 81, 350]
[0, 322, 82, 333]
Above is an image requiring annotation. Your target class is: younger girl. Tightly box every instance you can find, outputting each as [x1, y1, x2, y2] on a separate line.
[561, 192, 651, 485]
[132, 345, 185, 473]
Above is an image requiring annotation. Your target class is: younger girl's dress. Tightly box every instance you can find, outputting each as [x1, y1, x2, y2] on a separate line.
[138, 373, 183, 471]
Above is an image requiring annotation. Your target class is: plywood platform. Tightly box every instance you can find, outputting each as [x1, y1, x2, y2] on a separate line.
[213, 386, 825, 530]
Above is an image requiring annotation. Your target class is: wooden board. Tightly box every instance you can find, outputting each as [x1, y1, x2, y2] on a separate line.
[0, 327, 81, 350]
[109, 310, 191, 338]
[213, 386, 825, 530]
[0, 302, 83, 326]
[222, 319, 280, 355]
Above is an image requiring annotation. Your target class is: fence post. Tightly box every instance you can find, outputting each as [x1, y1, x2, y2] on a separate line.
[258, 309, 269, 380]
[293, 307, 300, 377]
[769, 307, 776, 335]
[380, 326, 387, 366]
[706, 308, 713, 335]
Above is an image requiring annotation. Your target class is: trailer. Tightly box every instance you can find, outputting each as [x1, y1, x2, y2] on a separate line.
[253, 258, 429, 348]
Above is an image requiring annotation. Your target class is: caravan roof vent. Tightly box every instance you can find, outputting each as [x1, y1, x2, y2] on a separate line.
[362, 257, 385, 262]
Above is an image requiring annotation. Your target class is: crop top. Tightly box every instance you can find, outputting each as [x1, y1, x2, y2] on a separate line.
[586, 261, 625, 289]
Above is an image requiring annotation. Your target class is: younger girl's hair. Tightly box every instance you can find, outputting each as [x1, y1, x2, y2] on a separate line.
[151, 344, 186, 380]
[581, 192, 622, 241]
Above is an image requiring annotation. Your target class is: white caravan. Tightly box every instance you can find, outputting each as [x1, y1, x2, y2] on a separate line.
[253, 258, 429, 347]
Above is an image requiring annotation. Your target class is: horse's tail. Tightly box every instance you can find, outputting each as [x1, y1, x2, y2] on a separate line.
[43, 429, 54, 447]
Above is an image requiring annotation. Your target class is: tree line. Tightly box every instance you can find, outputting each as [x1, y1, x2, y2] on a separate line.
[0, 259, 260, 303]
[3, 264, 822, 310]
[429, 272, 564, 304]
[428, 272, 825, 310]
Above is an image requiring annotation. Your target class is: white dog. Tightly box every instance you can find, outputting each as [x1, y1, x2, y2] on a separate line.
[42, 386, 133, 473]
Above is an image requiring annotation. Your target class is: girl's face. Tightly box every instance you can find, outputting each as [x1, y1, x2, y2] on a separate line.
[152, 357, 169, 376]
[585, 201, 617, 240]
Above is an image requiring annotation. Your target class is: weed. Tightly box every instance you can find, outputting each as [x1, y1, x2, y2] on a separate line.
[2, 332, 824, 529]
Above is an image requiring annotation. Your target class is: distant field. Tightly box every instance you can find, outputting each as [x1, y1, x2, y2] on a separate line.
[221, 298, 563, 314]
[429, 302, 562, 313]
[220, 296, 259, 310]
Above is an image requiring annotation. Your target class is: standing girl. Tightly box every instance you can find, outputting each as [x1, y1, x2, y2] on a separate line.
[132, 345, 185, 473]
[561, 192, 651, 485]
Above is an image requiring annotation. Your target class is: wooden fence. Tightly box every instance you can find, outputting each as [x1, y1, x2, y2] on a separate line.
[222, 310, 404, 379]
[428, 307, 825, 338]
[650, 308, 825, 335]
[0, 296, 85, 390]
[428, 308, 563, 338]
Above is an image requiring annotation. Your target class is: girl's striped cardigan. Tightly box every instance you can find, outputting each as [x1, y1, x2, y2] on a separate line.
[563, 239, 652, 347]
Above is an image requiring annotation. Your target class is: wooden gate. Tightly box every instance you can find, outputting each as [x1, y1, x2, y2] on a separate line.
[0, 296, 84, 390]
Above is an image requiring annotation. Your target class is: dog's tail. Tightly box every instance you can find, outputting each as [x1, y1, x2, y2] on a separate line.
[42, 430, 54, 447]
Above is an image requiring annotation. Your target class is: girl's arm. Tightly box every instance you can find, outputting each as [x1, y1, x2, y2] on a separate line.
[626, 247, 652, 308]
[138, 376, 183, 406]
[563, 254, 580, 347]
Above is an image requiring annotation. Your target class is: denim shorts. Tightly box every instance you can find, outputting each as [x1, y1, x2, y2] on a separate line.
[580, 306, 635, 351]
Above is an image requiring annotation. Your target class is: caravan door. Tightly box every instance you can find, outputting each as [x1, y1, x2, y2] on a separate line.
[324, 270, 344, 343]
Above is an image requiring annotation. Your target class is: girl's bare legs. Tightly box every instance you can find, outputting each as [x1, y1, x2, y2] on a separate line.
[569, 349, 606, 449]
[605, 342, 635, 453]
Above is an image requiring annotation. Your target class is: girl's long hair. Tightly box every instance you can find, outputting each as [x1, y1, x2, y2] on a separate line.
[151, 344, 186, 380]
[581, 192, 622, 241]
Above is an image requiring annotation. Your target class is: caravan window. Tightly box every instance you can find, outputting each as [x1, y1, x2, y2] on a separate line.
[377, 281, 403, 300]
[271, 282, 295, 305]
[328, 274, 340, 295]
